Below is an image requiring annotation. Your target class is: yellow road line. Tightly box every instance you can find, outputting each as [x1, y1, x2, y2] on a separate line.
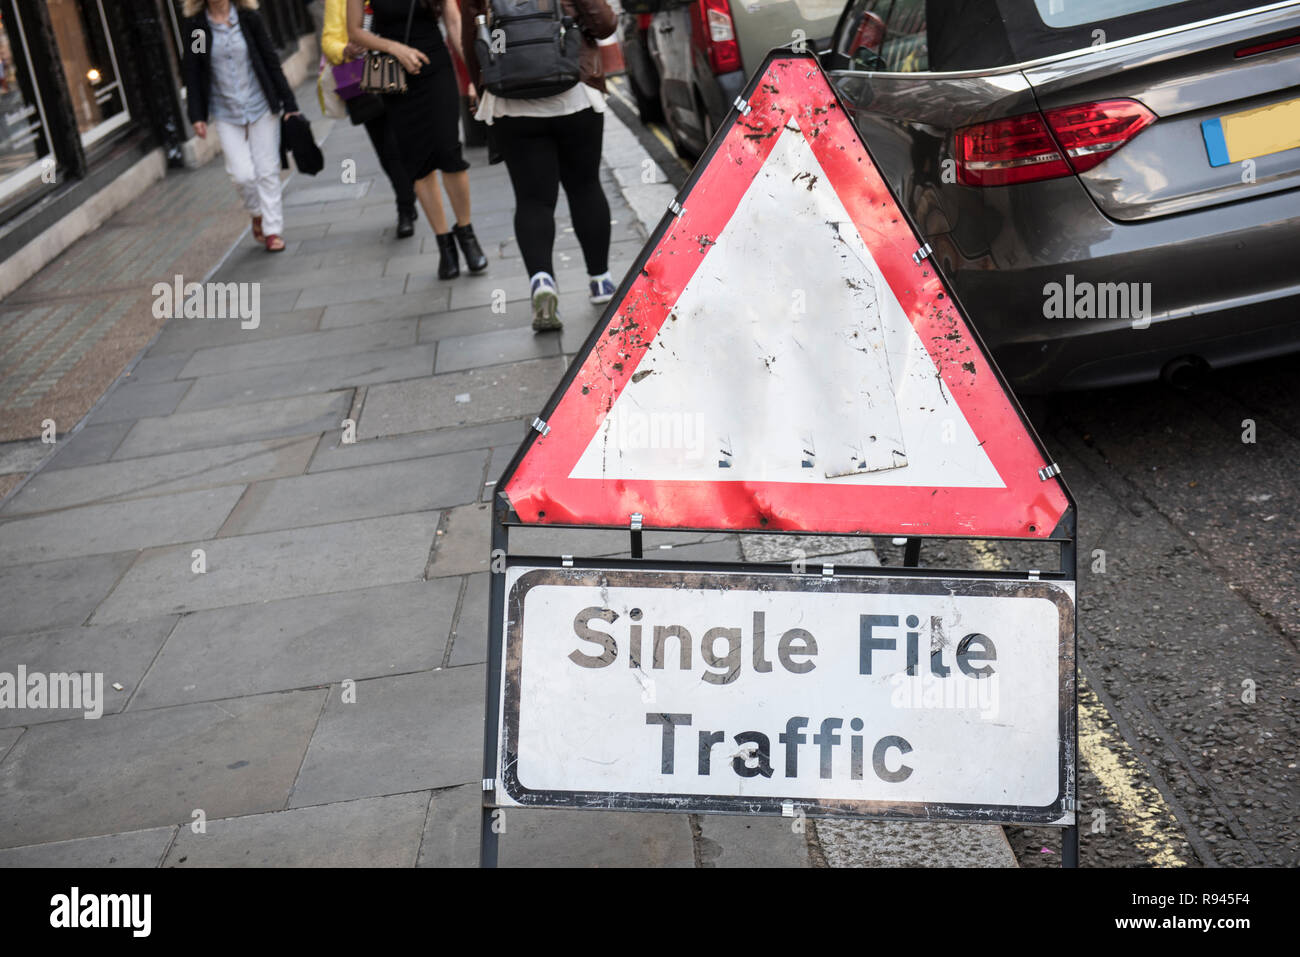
[606, 76, 691, 172]
[964, 541, 1189, 866]
[1077, 674, 1188, 867]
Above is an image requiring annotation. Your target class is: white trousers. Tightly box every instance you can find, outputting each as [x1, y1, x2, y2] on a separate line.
[215, 111, 283, 235]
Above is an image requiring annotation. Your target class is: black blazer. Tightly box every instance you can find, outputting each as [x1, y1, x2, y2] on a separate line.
[182, 8, 298, 124]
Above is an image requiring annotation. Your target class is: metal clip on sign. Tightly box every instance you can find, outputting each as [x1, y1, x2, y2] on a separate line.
[480, 51, 1078, 869]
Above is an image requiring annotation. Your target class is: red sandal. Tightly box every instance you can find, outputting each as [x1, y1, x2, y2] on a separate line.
[251, 216, 264, 242]
[265, 234, 285, 253]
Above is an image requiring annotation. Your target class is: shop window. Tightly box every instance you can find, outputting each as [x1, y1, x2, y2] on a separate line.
[47, 0, 129, 146]
[0, 3, 54, 203]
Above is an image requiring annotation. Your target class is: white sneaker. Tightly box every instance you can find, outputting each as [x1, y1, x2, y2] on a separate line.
[588, 272, 616, 304]
[530, 272, 561, 332]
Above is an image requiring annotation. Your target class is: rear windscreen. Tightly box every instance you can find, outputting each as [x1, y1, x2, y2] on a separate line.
[924, 0, 1267, 70]
[1032, 0, 1202, 28]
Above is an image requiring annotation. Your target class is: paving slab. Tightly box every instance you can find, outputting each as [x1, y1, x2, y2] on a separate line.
[308, 418, 528, 473]
[130, 579, 460, 709]
[428, 502, 734, 578]
[0, 438, 49, 476]
[0, 688, 327, 848]
[497, 808, 696, 868]
[174, 344, 437, 413]
[433, 326, 562, 374]
[695, 815, 814, 867]
[320, 289, 450, 329]
[176, 319, 418, 380]
[234, 259, 386, 294]
[146, 307, 324, 357]
[0, 551, 136, 636]
[219, 451, 484, 536]
[442, 273, 530, 311]
[0, 485, 245, 567]
[426, 502, 494, 577]
[416, 782, 480, 867]
[289, 665, 483, 807]
[113, 391, 351, 459]
[482, 444, 515, 501]
[360, 357, 566, 437]
[43, 421, 133, 470]
[448, 573, 489, 667]
[294, 276, 409, 311]
[0, 827, 176, 867]
[417, 303, 532, 343]
[86, 379, 192, 425]
[163, 792, 428, 867]
[283, 181, 372, 206]
[92, 511, 439, 624]
[816, 820, 1018, 867]
[115, 352, 191, 385]
[0, 617, 177, 726]
[3, 436, 316, 516]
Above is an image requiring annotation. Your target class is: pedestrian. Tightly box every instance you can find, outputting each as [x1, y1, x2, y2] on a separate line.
[321, 0, 418, 239]
[182, 0, 300, 253]
[347, 0, 488, 279]
[460, 0, 617, 332]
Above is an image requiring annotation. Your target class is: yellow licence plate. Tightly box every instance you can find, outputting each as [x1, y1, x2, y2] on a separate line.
[1201, 96, 1300, 167]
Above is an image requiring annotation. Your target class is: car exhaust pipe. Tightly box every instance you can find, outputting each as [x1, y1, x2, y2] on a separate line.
[1161, 354, 1209, 389]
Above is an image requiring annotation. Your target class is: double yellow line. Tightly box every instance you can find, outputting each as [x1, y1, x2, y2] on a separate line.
[606, 76, 691, 169]
[968, 541, 1188, 866]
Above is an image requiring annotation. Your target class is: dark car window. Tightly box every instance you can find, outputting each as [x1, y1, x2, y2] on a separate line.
[835, 0, 929, 72]
[831, 0, 1266, 72]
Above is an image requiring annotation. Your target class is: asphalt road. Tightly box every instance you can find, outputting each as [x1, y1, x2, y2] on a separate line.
[611, 87, 1298, 867]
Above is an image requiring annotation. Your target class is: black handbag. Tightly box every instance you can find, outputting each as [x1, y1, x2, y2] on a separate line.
[345, 92, 386, 125]
[361, 0, 419, 94]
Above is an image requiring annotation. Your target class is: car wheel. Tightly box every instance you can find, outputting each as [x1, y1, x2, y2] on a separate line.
[630, 72, 664, 124]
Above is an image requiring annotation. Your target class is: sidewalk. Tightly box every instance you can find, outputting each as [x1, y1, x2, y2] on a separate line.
[0, 86, 1013, 867]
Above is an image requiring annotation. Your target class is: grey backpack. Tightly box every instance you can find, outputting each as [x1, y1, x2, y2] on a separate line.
[475, 0, 583, 99]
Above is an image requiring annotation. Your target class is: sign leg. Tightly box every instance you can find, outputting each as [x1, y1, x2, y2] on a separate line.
[480, 508, 508, 869]
[903, 537, 921, 567]
[480, 805, 499, 868]
[1063, 824, 1079, 868]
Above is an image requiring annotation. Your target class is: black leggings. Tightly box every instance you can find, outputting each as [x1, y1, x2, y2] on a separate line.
[362, 110, 416, 216]
[494, 108, 610, 278]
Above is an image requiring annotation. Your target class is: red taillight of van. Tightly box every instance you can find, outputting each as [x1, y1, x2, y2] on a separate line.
[699, 0, 741, 74]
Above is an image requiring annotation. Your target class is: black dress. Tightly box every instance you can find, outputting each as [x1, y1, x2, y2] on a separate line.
[370, 0, 468, 179]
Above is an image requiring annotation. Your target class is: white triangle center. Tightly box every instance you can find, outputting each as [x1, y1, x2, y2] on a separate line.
[570, 122, 1003, 489]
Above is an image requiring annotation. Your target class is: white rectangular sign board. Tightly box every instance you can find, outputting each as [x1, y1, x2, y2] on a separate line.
[494, 566, 1075, 825]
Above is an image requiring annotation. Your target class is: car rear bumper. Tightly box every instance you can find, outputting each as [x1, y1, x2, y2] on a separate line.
[990, 289, 1300, 392]
[947, 184, 1300, 393]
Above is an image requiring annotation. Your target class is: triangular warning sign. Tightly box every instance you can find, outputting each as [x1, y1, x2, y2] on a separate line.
[500, 52, 1070, 539]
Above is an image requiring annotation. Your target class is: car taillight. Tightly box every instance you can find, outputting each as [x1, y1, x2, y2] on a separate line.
[701, 0, 741, 74]
[1043, 100, 1156, 173]
[955, 99, 1155, 187]
[636, 13, 653, 31]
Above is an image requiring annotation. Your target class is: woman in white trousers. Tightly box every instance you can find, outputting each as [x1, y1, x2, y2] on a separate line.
[182, 0, 301, 251]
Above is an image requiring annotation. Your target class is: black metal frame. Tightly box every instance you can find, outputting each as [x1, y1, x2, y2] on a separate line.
[480, 48, 1079, 868]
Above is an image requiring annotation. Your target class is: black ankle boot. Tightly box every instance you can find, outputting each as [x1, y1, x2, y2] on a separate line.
[453, 223, 487, 273]
[435, 232, 459, 279]
[396, 207, 416, 239]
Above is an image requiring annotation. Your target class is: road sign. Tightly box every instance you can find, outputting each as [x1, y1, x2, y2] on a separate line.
[499, 52, 1069, 539]
[492, 564, 1074, 824]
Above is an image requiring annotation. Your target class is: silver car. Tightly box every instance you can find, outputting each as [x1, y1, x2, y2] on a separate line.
[824, 0, 1300, 392]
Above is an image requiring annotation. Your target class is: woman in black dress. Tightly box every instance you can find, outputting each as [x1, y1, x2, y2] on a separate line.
[347, 0, 486, 278]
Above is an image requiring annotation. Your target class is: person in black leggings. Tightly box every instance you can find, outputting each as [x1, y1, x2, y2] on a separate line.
[461, 0, 618, 331]
[493, 109, 610, 317]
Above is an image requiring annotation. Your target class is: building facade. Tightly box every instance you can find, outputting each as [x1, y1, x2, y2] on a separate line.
[0, 0, 315, 265]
